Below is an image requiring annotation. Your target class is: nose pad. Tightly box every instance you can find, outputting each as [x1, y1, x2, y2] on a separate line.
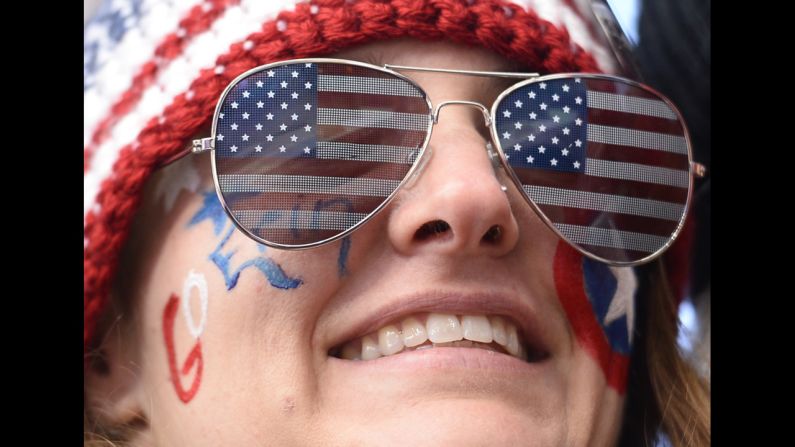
[403, 146, 433, 189]
[485, 142, 511, 194]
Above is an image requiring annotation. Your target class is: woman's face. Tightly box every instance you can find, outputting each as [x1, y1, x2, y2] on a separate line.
[98, 39, 634, 446]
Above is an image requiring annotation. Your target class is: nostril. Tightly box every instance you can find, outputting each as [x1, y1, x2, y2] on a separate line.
[414, 220, 451, 241]
[482, 225, 503, 244]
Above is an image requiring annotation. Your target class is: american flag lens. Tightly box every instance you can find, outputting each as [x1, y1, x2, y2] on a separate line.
[213, 62, 431, 247]
[493, 75, 691, 264]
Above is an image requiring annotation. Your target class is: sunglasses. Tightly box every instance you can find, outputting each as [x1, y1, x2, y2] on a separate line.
[191, 58, 706, 266]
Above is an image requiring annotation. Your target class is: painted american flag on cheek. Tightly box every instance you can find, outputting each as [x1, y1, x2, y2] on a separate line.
[553, 241, 637, 393]
[213, 62, 430, 246]
[495, 76, 690, 264]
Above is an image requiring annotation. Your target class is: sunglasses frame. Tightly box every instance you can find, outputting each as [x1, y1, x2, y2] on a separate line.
[193, 57, 705, 266]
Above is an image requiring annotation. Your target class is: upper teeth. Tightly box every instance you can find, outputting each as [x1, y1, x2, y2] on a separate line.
[337, 313, 527, 361]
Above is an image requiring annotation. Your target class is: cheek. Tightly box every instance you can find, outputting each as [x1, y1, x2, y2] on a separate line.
[552, 241, 637, 394]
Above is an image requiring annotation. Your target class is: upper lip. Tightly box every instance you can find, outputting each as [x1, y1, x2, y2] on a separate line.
[326, 290, 551, 357]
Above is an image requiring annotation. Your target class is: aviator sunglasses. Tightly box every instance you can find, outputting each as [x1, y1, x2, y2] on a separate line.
[190, 59, 706, 266]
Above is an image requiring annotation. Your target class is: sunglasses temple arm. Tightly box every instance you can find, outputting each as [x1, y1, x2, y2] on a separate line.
[154, 137, 213, 169]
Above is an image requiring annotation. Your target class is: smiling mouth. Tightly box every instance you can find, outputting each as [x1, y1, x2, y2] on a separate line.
[328, 312, 549, 363]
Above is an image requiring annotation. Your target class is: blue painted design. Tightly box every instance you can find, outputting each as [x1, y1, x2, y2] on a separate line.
[210, 226, 302, 290]
[338, 236, 351, 277]
[187, 192, 228, 236]
[582, 258, 630, 354]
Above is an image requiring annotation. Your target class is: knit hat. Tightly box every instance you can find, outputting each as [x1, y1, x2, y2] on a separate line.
[84, 0, 689, 354]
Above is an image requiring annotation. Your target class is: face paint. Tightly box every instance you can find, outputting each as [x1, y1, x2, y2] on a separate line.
[210, 225, 302, 290]
[163, 293, 203, 403]
[181, 270, 209, 339]
[187, 190, 303, 291]
[154, 158, 201, 213]
[338, 236, 351, 278]
[553, 241, 637, 393]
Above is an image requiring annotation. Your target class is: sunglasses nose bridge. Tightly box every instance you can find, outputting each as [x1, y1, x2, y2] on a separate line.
[433, 100, 491, 127]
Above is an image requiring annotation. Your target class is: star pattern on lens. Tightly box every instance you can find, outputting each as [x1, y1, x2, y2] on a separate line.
[215, 63, 319, 157]
[495, 78, 588, 172]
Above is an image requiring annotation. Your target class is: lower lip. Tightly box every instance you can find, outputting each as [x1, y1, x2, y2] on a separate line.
[327, 346, 547, 377]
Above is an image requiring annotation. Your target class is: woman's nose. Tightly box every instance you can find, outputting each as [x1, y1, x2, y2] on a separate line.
[387, 115, 520, 257]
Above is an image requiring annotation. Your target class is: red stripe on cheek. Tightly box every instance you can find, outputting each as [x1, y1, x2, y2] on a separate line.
[163, 294, 204, 403]
[552, 242, 629, 393]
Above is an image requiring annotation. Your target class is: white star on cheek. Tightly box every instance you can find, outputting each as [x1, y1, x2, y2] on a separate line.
[604, 266, 638, 344]
[154, 159, 201, 212]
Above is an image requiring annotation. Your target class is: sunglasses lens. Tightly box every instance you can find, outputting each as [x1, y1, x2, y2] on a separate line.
[494, 75, 691, 263]
[214, 62, 431, 246]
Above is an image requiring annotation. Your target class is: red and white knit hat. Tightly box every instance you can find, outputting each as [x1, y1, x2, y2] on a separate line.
[84, 0, 685, 354]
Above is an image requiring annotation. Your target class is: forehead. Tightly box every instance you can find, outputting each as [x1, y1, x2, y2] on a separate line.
[329, 38, 526, 102]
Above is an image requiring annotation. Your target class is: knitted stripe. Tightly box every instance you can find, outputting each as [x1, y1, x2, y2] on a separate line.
[84, 0, 203, 147]
[84, 0, 240, 172]
[84, 0, 601, 352]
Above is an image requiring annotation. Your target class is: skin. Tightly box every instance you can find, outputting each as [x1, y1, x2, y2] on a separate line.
[87, 39, 626, 446]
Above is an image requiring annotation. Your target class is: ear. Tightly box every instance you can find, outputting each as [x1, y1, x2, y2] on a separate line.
[85, 312, 149, 438]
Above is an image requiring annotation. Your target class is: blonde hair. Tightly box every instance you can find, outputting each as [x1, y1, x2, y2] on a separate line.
[618, 261, 711, 446]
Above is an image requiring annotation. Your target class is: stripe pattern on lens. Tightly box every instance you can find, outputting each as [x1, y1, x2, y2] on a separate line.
[495, 77, 690, 262]
[214, 62, 430, 245]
